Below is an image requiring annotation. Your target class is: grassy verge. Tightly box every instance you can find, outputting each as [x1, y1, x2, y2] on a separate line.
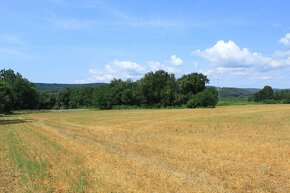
[217, 98, 259, 106]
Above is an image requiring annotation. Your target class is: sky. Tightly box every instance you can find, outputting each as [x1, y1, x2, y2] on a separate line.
[1, 0, 290, 88]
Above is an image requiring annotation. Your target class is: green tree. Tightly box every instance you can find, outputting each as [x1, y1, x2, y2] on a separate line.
[177, 73, 209, 103]
[58, 88, 72, 109]
[68, 87, 94, 108]
[137, 70, 177, 107]
[79, 87, 94, 107]
[13, 77, 39, 109]
[38, 92, 57, 109]
[120, 81, 140, 106]
[251, 86, 274, 102]
[273, 89, 290, 103]
[0, 68, 216, 110]
[0, 80, 14, 114]
[110, 79, 129, 106]
[0, 69, 38, 109]
[93, 84, 113, 109]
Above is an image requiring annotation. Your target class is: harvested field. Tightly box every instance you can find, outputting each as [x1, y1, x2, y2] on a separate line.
[0, 105, 290, 192]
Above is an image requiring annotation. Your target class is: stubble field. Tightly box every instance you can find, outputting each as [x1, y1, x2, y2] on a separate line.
[0, 105, 289, 192]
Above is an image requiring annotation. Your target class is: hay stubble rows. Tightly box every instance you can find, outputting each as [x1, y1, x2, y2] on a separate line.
[0, 105, 289, 192]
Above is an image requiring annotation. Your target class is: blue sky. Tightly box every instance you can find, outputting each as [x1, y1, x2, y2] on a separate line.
[1, 0, 290, 88]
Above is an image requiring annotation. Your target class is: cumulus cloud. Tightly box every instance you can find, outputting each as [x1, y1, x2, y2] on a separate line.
[87, 69, 115, 82]
[148, 61, 178, 74]
[170, 54, 183, 66]
[75, 59, 145, 83]
[279, 33, 290, 46]
[194, 40, 277, 68]
[147, 55, 183, 74]
[76, 56, 185, 83]
[198, 69, 214, 76]
[194, 40, 290, 74]
[148, 61, 164, 71]
[111, 59, 145, 72]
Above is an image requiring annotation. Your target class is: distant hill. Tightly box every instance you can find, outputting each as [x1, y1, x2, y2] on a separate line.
[219, 87, 259, 99]
[34, 83, 105, 92]
[243, 88, 260, 93]
[218, 87, 290, 99]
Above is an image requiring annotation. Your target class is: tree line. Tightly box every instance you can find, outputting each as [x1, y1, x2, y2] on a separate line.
[248, 85, 290, 103]
[0, 69, 218, 114]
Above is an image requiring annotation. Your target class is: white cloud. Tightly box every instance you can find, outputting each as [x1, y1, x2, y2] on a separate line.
[148, 61, 164, 71]
[194, 40, 290, 73]
[76, 54, 187, 83]
[272, 50, 290, 66]
[279, 33, 290, 46]
[111, 59, 145, 72]
[75, 59, 145, 83]
[148, 61, 178, 74]
[198, 69, 214, 76]
[170, 54, 183, 66]
[147, 55, 183, 74]
[88, 69, 116, 82]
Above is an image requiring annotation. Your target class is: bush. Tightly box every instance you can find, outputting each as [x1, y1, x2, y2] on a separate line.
[187, 88, 218, 108]
[250, 86, 273, 102]
[262, 99, 279, 104]
[280, 99, 290, 104]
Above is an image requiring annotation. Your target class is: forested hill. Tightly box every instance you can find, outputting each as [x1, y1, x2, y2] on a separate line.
[34, 83, 260, 99]
[219, 87, 259, 99]
[34, 83, 105, 92]
[218, 87, 288, 99]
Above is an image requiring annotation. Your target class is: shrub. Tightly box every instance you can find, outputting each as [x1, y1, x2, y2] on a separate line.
[251, 86, 273, 102]
[187, 88, 218, 108]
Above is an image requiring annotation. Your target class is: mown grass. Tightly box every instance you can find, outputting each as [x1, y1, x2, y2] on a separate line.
[22, 124, 63, 152]
[1, 105, 290, 192]
[3, 125, 50, 192]
[68, 169, 89, 193]
[0, 117, 92, 193]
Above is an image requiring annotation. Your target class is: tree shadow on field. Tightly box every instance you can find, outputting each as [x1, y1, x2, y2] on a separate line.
[0, 118, 33, 125]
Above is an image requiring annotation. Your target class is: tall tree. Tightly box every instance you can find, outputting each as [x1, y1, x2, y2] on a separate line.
[252, 86, 274, 102]
[177, 73, 209, 103]
[110, 79, 129, 106]
[0, 80, 14, 114]
[137, 70, 177, 107]
[38, 92, 57, 109]
[58, 88, 72, 109]
[273, 90, 290, 103]
[93, 84, 113, 109]
[0, 69, 38, 110]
